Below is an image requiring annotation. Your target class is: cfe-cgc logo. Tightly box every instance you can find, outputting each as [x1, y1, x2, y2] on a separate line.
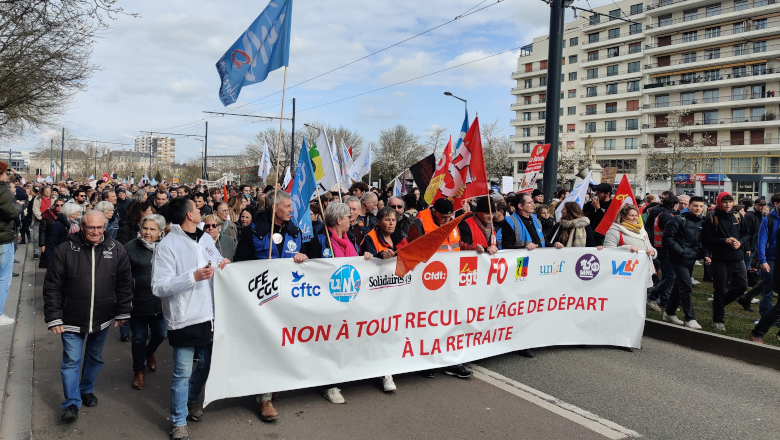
[575, 254, 600, 281]
[612, 259, 640, 278]
[487, 258, 508, 285]
[540, 261, 565, 276]
[329, 265, 361, 303]
[249, 268, 280, 307]
[422, 261, 447, 290]
[515, 257, 529, 282]
[459, 256, 478, 286]
[291, 271, 321, 298]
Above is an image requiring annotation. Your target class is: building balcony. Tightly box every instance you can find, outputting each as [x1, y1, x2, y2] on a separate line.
[580, 89, 642, 103]
[642, 116, 780, 133]
[593, 145, 643, 155]
[642, 93, 776, 114]
[511, 99, 547, 110]
[645, 1, 780, 35]
[512, 84, 547, 95]
[578, 128, 641, 138]
[644, 45, 780, 75]
[580, 69, 643, 86]
[582, 32, 645, 51]
[511, 67, 547, 79]
[646, 0, 713, 15]
[510, 117, 546, 126]
[581, 11, 647, 31]
[642, 68, 780, 94]
[645, 20, 780, 55]
[580, 49, 643, 68]
[717, 138, 779, 153]
[579, 109, 642, 121]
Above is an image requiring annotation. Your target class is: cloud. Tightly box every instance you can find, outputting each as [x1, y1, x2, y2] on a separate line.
[166, 79, 206, 97]
[355, 108, 401, 122]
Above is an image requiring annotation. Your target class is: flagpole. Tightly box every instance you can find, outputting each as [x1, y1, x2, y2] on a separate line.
[315, 187, 334, 258]
[269, 66, 289, 259]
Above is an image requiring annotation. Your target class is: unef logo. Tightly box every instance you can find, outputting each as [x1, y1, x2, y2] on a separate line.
[575, 254, 600, 281]
[459, 257, 478, 286]
[249, 268, 280, 307]
[612, 259, 639, 278]
[487, 258, 508, 285]
[515, 257, 529, 282]
[540, 261, 565, 276]
[422, 261, 447, 290]
[329, 265, 361, 303]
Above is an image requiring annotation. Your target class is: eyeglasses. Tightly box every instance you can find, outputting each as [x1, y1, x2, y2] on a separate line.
[54, 204, 64, 208]
[390, 205, 403, 209]
[204, 224, 219, 229]
[83, 226, 105, 232]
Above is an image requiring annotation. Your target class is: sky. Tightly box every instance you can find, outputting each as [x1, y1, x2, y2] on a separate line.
[7, 0, 615, 163]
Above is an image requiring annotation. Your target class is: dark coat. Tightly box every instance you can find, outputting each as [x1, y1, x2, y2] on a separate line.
[124, 238, 161, 316]
[702, 209, 750, 262]
[744, 210, 763, 251]
[42, 213, 71, 268]
[116, 216, 139, 245]
[43, 232, 133, 333]
[662, 211, 705, 265]
[0, 184, 22, 245]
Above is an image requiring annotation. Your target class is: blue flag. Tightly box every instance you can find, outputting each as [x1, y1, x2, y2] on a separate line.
[216, 0, 293, 106]
[291, 136, 317, 242]
[453, 110, 469, 156]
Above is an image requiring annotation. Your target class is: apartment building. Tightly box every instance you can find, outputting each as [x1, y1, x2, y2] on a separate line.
[134, 135, 176, 165]
[510, 0, 780, 201]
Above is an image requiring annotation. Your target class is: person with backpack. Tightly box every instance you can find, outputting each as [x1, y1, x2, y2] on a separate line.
[646, 194, 679, 312]
[703, 192, 750, 331]
[747, 193, 780, 318]
[662, 196, 707, 329]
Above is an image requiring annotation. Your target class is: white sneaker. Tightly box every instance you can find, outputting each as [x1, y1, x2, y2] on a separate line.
[324, 387, 345, 404]
[713, 323, 726, 331]
[691, 278, 700, 286]
[646, 299, 662, 312]
[382, 375, 396, 392]
[0, 315, 14, 326]
[685, 319, 702, 330]
[751, 298, 760, 304]
[662, 312, 684, 325]
[695, 261, 702, 266]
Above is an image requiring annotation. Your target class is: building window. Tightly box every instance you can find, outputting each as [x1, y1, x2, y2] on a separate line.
[627, 61, 640, 73]
[752, 64, 767, 76]
[585, 122, 596, 133]
[522, 143, 531, 153]
[568, 106, 576, 115]
[599, 159, 637, 173]
[538, 111, 546, 119]
[588, 33, 599, 43]
[568, 89, 576, 98]
[606, 83, 618, 94]
[609, 9, 621, 20]
[734, 22, 745, 34]
[517, 161, 528, 172]
[606, 102, 617, 113]
[588, 51, 599, 61]
[570, 37, 579, 46]
[627, 99, 639, 111]
[704, 70, 720, 81]
[767, 157, 780, 173]
[627, 80, 640, 92]
[753, 41, 767, 53]
[659, 14, 672, 27]
[704, 26, 721, 38]
[705, 48, 720, 60]
[626, 138, 638, 149]
[590, 15, 600, 26]
[522, 128, 531, 137]
[734, 43, 747, 56]
[607, 46, 620, 58]
[523, 112, 532, 121]
[735, 0, 748, 10]
[731, 109, 746, 123]
[683, 52, 696, 63]
[703, 110, 718, 124]
[586, 104, 597, 115]
[608, 28, 620, 39]
[626, 119, 639, 130]
[630, 4, 643, 15]
[682, 31, 697, 42]
[681, 72, 696, 83]
[569, 55, 578, 63]
[587, 86, 598, 97]
[540, 76, 548, 86]
[703, 90, 719, 103]
[628, 42, 641, 54]
[567, 124, 576, 132]
[604, 139, 617, 150]
[605, 120, 617, 131]
[629, 23, 642, 35]
[683, 9, 699, 21]
[539, 93, 546, 103]
[681, 92, 695, 105]
[537, 127, 545, 136]
[524, 79, 533, 89]
[729, 157, 751, 173]
[569, 72, 577, 81]
[733, 66, 747, 79]
[751, 107, 766, 122]
[607, 65, 619, 76]
[587, 68, 599, 79]
[706, 3, 721, 17]
[540, 60, 548, 70]
[655, 95, 669, 107]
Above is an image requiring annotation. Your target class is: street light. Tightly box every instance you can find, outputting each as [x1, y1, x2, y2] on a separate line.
[443, 91, 467, 113]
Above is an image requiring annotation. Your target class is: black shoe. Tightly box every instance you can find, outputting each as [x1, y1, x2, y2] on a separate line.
[32, 253, 39, 260]
[12, 273, 19, 277]
[61, 404, 78, 422]
[120, 333, 131, 342]
[737, 295, 754, 312]
[421, 370, 435, 378]
[517, 349, 534, 358]
[18, 240, 26, 244]
[444, 365, 473, 378]
[13, 259, 19, 264]
[81, 393, 98, 407]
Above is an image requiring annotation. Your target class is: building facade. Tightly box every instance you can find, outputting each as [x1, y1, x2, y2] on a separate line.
[510, 0, 780, 201]
[134, 136, 176, 165]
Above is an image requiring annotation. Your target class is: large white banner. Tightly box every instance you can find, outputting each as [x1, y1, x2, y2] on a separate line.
[205, 248, 648, 405]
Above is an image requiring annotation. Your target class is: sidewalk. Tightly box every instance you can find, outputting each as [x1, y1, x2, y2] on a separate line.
[0, 243, 29, 432]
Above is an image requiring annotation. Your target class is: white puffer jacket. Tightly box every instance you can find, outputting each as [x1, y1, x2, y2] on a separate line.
[152, 224, 224, 330]
[604, 223, 657, 288]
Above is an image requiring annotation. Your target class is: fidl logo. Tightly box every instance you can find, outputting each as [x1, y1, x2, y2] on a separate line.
[459, 256, 478, 286]
[329, 265, 361, 303]
[612, 259, 639, 278]
[540, 261, 565, 276]
[515, 257, 529, 282]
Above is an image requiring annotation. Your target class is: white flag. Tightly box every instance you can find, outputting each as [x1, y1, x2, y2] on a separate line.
[283, 167, 292, 189]
[258, 140, 272, 181]
[393, 178, 402, 197]
[332, 135, 342, 192]
[340, 140, 360, 188]
[312, 129, 340, 193]
[352, 142, 372, 178]
[555, 171, 592, 222]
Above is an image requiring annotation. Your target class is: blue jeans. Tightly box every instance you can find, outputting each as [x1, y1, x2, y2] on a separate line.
[760, 260, 775, 316]
[129, 314, 167, 372]
[60, 328, 109, 409]
[171, 344, 212, 427]
[0, 242, 13, 315]
[120, 320, 131, 336]
[649, 248, 676, 307]
[666, 262, 696, 321]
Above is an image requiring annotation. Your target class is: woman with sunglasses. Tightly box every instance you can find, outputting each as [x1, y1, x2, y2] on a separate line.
[202, 214, 236, 261]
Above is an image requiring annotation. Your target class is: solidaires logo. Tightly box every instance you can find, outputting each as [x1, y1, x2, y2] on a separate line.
[329, 265, 361, 303]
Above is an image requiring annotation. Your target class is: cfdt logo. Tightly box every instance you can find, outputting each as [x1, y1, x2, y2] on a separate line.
[459, 256, 478, 286]
[291, 271, 321, 298]
[329, 265, 361, 303]
[422, 261, 447, 290]
[575, 254, 600, 281]
[540, 261, 565, 276]
[612, 259, 639, 278]
[487, 258, 508, 285]
[249, 268, 280, 307]
[515, 257, 529, 282]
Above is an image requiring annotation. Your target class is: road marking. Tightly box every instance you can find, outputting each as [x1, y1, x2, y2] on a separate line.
[468, 364, 643, 440]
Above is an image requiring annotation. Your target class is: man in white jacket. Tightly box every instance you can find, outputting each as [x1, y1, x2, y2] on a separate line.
[152, 197, 229, 440]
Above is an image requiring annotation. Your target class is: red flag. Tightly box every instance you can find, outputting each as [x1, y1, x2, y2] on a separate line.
[433, 116, 489, 209]
[223, 185, 228, 201]
[348, 146, 353, 158]
[519, 144, 550, 193]
[395, 212, 469, 277]
[285, 178, 294, 193]
[424, 136, 452, 204]
[102, 172, 109, 182]
[594, 174, 640, 236]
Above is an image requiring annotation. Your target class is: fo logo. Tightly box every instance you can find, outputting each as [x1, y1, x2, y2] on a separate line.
[459, 256, 478, 286]
[612, 259, 639, 278]
[329, 265, 361, 303]
[515, 257, 529, 282]
[575, 254, 600, 281]
[488, 258, 508, 285]
[422, 261, 447, 290]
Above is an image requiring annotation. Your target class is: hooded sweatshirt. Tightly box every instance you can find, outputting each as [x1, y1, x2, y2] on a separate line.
[757, 207, 780, 264]
[702, 192, 750, 262]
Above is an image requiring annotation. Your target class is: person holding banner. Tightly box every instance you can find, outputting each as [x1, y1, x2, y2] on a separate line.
[502, 193, 546, 251]
[458, 197, 498, 255]
[553, 202, 598, 249]
[361, 206, 408, 259]
[603, 204, 656, 289]
[233, 191, 307, 262]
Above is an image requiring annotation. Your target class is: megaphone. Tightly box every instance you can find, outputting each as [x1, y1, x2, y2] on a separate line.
[576, 167, 591, 179]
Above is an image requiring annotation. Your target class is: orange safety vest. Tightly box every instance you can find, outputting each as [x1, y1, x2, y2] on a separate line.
[464, 216, 496, 248]
[653, 213, 676, 248]
[366, 229, 390, 253]
[417, 208, 460, 252]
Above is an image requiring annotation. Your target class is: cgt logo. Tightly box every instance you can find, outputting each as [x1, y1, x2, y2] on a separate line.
[249, 269, 280, 306]
[488, 258, 508, 285]
[459, 256, 478, 286]
[612, 259, 640, 278]
[422, 261, 448, 290]
[515, 257, 529, 282]
[540, 261, 565, 276]
[291, 271, 321, 298]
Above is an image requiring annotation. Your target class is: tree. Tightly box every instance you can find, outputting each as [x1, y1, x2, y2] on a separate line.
[481, 119, 514, 181]
[641, 109, 714, 191]
[372, 125, 426, 185]
[424, 125, 448, 156]
[0, 1, 136, 140]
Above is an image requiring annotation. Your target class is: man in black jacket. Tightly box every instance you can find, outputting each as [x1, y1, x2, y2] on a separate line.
[662, 196, 706, 329]
[583, 183, 613, 244]
[43, 210, 133, 423]
[703, 192, 750, 331]
[0, 163, 24, 326]
[647, 195, 679, 311]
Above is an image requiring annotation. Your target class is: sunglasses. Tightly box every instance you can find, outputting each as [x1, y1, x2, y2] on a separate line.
[390, 205, 403, 209]
[204, 224, 219, 229]
[54, 204, 64, 208]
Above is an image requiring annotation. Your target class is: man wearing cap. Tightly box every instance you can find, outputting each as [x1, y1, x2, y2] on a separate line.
[531, 189, 544, 205]
[583, 183, 614, 244]
[459, 197, 498, 255]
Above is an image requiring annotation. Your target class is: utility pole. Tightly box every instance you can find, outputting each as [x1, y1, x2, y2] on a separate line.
[290, 98, 296, 172]
[541, 0, 566, 203]
[204, 121, 209, 180]
[49, 139, 53, 181]
[60, 127, 64, 182]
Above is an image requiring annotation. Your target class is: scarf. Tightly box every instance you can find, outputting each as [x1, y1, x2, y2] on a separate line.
[328, 227, 357, 258]
[620, 220, 642, 234]
[136, 231, 161, 251]
[559, 217, 590, 247]
[68, 219, 80, 234]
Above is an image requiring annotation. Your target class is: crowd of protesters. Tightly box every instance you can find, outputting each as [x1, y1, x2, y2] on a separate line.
[0, 167, 774, 440]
